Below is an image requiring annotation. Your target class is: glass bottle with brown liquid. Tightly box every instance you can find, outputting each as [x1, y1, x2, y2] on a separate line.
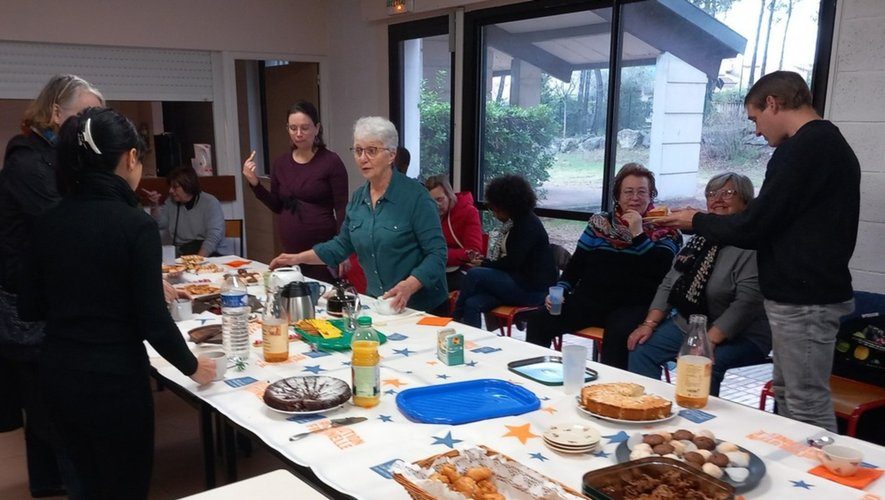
[675, 314, 713, 409]
[262, 284, 290, 363]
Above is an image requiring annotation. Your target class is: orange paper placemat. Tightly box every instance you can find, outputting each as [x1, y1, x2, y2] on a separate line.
[417, 316, 453, 326]
[224, 259, 251, 268]
[808, 465, 883, 489]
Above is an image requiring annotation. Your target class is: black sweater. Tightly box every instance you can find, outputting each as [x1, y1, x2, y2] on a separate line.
[19, 173, 197, 376]
[694, 120, 860, 305]
[483, 212, 557, 291]
[0, 131, 60, 293]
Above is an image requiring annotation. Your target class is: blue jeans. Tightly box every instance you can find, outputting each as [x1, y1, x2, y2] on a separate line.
[628, 318, 769, 397]
[453, 267, 546, 328]
[765, 299, 854, 432]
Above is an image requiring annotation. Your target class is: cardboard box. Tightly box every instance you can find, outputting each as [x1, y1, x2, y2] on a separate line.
[436, 328, 464, 366]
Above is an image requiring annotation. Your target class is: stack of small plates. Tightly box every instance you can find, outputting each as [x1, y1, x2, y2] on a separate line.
[543, 423, 601, 454]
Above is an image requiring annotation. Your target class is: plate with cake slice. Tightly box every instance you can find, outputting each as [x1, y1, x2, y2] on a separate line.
[263, 375, 352, 415]
[576, 382, 677, 424]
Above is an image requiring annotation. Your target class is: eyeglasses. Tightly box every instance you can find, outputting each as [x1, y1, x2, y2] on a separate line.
[285, 124, 313, 133]
[621, 189, 650, 198]
[350, 146, 390, 159]
[705, 188, 738, 200]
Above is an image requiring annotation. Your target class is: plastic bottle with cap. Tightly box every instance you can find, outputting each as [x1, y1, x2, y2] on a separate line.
[351, 316, 380, 408]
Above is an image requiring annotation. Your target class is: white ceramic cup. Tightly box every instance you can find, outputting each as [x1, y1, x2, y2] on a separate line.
[375, 296, 399, 315]
[817, 444, 863, 476]
[561, 344, 587, 395]
[204, 351, 228, 381]
[171, 298, 193, 321]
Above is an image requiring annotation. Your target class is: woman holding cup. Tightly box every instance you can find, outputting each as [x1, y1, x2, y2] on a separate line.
[524, 164, 682, 370]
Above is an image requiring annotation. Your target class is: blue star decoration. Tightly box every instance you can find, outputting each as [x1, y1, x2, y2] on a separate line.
[385, 333, 408, 341]
[603, 431, 630, 444]
[302, 365, 326, 374]
[384, 389, 398, 395]
[529, 452, 549, 462]
[378, 415, 393, 423]
[790, 480, 813, 489]
[465, 360, 478, 367]
[471, 346, 502, 354]
[593, 450, 611, 458]
[540, 396, 551, 401]
[341, 361, 352, 366]
[393, 347, 416, 357]
[436, 374, 450, 380]
[432, 431, 463, 449]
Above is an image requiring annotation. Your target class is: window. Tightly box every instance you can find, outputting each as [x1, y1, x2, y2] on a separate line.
[389, 16, 454, 180]
[464, 0, 832, 227]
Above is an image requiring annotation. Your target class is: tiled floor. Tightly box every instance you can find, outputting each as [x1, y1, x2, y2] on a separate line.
[0, 328, 775, 499]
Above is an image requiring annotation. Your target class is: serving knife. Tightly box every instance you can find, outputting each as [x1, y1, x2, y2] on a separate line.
[289, 416, 368, 441]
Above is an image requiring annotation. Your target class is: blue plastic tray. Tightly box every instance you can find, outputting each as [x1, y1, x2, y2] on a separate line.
[395, 379, 540, 425]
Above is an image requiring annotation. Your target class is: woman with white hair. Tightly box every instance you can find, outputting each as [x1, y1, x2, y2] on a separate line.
[270, 117, 447, 313]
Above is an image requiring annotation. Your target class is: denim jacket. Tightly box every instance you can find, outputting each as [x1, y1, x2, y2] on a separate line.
[314, 171, 447, 312]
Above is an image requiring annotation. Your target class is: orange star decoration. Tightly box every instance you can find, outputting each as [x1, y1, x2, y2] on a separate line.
[425, 360, 438, 366]
[382, 378, 408, 388]
[541, 406, 557, 414]
[503, 423, 540, 444]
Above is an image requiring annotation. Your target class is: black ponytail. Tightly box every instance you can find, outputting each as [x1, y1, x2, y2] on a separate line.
[58, 107, 146, 185]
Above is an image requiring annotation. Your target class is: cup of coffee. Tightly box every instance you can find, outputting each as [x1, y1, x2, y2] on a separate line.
[204, 351, 228, 381]
[817, 444, 863, 476]
[171, 298, 193, 321]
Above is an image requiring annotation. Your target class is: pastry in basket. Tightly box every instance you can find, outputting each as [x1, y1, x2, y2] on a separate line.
[182, 284, 220, 296]
[179, 254, 205, 265]
[580, 382, 672, 420]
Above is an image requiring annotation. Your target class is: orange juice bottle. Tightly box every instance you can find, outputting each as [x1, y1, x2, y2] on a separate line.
[262, 285, 289, 362]
[351, 316, 380, 408]
[675, 315, 713, 408]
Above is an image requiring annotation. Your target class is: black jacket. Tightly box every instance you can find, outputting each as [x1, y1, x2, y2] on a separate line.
[19, 172, 197, 376]
[0, 131, 60, 293]
[482, 212, 557, 291]
[694, 120, 860, 305]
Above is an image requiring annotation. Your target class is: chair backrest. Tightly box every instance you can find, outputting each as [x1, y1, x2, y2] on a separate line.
[550, 243, 571, 276]
[224, 219, 244, 256]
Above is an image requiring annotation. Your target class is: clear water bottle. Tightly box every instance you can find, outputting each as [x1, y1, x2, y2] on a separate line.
[675, 314, 713, 409]
[221, 274, 250, 362]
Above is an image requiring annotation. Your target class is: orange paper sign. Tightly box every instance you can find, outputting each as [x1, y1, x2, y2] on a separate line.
[417, 316, 453, 326]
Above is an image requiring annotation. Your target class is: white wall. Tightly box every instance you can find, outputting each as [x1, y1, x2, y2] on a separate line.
[827, 0, 885, 293]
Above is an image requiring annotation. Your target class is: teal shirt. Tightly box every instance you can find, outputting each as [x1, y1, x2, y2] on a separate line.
[313, 171, 448, 312]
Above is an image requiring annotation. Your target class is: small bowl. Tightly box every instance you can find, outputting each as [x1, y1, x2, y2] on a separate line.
[375, 297, 399, 316]
[817, 444, 863, 477]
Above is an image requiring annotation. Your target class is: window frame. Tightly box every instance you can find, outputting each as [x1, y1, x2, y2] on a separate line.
[388, 15, 456, 180]
[461, 0, 838, 220]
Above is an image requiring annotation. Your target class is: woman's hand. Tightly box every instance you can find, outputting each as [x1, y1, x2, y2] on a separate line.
[190, 356, 216, 386]
[141, 188, 162, 206]
[544, 293, 565, 312]
[269, 253, 299, 269]
[163, 280, 177, 304]
[242, 150, 259, 187]
[627, 325, 654, 351]
[382, 276, 421, 312]
[621, 209, 644, 237]
[338, 258, 352, 277]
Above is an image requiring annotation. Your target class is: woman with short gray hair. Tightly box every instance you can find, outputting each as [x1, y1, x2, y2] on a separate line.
[270, 117, 448, 313]
[627, 172, 771, 396]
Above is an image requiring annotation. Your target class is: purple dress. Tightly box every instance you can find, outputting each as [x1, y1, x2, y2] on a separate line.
[250, 147, 348, 282]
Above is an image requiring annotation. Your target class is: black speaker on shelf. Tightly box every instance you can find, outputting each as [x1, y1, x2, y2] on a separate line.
[154, 133, 182, 177]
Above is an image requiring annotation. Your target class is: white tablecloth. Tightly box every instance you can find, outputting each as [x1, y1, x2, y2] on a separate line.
[151, 257, 885, 499]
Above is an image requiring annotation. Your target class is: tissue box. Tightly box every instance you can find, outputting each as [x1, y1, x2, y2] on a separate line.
[436, 328, 464, 366]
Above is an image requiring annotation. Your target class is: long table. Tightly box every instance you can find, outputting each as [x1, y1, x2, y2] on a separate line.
[151, 256, 885, 499]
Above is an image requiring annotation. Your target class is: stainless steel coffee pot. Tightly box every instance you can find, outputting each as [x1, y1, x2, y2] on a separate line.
[280, 282, 315, 324]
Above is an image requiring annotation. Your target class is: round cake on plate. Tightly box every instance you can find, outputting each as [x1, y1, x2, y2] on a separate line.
[580, 382, 672, 421]
[264, 376, 351, 412]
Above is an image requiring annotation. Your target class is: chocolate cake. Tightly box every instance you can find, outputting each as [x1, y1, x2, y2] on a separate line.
[263, 376, 351, 412]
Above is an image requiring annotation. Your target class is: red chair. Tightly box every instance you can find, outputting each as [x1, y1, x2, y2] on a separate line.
[342, 254, 367, 294]
[759, 375, 885, 437]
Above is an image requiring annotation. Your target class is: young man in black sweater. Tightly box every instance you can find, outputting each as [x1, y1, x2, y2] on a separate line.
[660, 71, 860, 432]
